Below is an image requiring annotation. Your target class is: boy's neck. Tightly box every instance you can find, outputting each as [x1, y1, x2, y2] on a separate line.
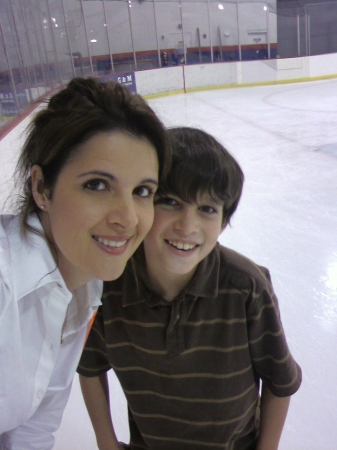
[144, 261, 197, 302]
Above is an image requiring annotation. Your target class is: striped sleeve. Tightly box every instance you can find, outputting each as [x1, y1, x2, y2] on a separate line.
[77, 306, 111, 377]
[247, 270, 302, 397]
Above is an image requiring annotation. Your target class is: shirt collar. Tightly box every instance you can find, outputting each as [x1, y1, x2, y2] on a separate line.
[2, 214, 101, 307]
[121, 243, 221, 307]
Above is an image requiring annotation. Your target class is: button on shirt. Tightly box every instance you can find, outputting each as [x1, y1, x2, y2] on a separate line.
[0, 214, 102, 449]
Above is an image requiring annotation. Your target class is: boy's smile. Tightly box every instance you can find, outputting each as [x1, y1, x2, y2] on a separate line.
[167, 240, 199, 251]
[143, 194, 225, 298]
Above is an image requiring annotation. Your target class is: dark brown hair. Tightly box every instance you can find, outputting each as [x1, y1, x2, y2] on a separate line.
[16, 77, 170, 233]
[158, 127, 244, 225]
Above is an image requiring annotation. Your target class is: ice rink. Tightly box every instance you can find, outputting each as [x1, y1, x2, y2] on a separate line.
[1, 78, 337, 449]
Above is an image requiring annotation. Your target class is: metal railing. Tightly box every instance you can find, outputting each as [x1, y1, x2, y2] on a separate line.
[1, 0, 336, 129]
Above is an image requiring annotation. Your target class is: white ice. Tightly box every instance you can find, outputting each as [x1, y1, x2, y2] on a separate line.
[1, 79, 337, 450]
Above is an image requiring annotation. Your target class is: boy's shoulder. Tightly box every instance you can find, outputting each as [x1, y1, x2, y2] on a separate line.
[217, 244, 272, 291]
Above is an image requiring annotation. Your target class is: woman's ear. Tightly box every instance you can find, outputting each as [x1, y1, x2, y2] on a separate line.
[31, 165, 48, 211]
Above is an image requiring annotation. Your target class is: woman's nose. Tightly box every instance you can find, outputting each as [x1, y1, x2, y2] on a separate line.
[106, 194, 138, 229]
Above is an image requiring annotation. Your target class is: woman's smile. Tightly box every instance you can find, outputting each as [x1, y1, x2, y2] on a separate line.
[93, 235, 129, 248]
[40, 131, 159, 290]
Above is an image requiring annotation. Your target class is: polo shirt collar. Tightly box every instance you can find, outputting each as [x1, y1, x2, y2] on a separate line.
[122, 243, 221, 307]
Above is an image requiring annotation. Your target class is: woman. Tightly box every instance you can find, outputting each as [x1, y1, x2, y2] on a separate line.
[0, 77, 170, 449]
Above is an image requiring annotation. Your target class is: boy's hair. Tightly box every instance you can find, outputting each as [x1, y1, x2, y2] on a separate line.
[159, 127, 244, 225]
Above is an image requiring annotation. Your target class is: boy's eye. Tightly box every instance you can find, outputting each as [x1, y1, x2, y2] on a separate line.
[156, 196, 178, 207]
[84, 179, 108, 191]
[134, 186, 155, 198]
[199, 205, 217, 214]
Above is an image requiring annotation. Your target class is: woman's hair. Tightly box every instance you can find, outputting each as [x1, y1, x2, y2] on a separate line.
[16, 77, 169, 234]
[158, 127, 244, 225]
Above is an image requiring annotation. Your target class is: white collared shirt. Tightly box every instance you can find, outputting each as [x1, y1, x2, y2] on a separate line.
[0, 214, 102, 449]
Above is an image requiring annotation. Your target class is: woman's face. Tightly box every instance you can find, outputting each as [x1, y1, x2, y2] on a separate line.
[33, 131, 159, 290]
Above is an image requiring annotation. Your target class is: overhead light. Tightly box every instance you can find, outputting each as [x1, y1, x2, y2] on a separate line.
[90, 39, 97, 43]
[218, 4, 224, 10]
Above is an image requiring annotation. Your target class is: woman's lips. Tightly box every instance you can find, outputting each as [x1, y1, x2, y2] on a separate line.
[93, 235, 131, 254]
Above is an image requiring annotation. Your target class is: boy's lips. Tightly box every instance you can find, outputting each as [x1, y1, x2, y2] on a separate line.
[166, 239, 200, 251]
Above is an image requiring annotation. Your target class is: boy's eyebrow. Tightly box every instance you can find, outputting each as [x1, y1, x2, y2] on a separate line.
[77, 170, 158, 186]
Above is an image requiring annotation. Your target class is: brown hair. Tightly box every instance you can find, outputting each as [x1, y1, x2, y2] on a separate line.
[16, 77, 170, 234]
[159, 127, 244, 225]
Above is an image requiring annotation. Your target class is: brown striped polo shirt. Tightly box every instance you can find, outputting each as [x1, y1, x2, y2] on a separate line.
[78, 243, 302, 450]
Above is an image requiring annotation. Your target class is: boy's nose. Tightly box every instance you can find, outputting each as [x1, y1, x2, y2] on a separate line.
[173, 209, 198, 235]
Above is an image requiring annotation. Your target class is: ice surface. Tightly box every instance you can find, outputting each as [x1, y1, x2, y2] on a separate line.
[1, 79, 336, 450]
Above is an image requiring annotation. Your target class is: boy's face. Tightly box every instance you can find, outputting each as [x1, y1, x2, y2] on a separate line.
[143, 193, 225, 283]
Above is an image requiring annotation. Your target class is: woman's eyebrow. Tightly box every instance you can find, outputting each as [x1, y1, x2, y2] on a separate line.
[78, 170, 115, 181]
[77, 170, 158, 186]
[143, 178, 159, 186]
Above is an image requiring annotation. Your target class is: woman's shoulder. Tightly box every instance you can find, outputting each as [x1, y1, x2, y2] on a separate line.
[0, 213, 46, 253]
[0, 214, 34, 263]
[0, 214, 54, 302]
[0, 215, 20, 320]
[0, 213, 20, 232]
[0, 214, 21, 259]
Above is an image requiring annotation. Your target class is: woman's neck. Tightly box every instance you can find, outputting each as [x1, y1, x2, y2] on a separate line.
[57, 254, 90, 292]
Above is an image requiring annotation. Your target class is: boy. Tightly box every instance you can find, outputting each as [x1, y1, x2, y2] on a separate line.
[78, 127, 302, 450]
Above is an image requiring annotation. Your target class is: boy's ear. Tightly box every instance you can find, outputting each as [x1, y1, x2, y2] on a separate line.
[31, 165, 49, 211]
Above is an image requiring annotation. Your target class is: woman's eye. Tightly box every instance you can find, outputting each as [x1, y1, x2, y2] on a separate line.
[134, 186, 155, 198]
[84, 179, 108, 191]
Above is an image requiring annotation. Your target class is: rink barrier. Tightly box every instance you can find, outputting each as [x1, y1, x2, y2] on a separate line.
[135, 53, 337, 98]
[0, 86, 65, 141]
[1, 52, 337, 141]
[142, 72, 337, 100]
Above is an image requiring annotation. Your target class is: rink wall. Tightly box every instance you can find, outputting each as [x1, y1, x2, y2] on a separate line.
[1, 52, 337, 141]
[135, 52, 337, 97]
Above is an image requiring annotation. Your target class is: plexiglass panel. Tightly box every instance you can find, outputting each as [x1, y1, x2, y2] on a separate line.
[20, 2, 50, 98]
[83, 0, 111, 76]
[47, 0, 75, 82]
[62, 0, 92, 77]
[0, 0, 28, 125]
[154, 0, 183, 67]
[130, 1, 160, 70]
[1, 0, 337, 130]
[306, 3, 337, 57]
[104, 0, 135, 73]
[209, 0, 238, 62]
[237, 1, 270, 60]
[181, 0, 211, 64]
[0, 4, 14, 126]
